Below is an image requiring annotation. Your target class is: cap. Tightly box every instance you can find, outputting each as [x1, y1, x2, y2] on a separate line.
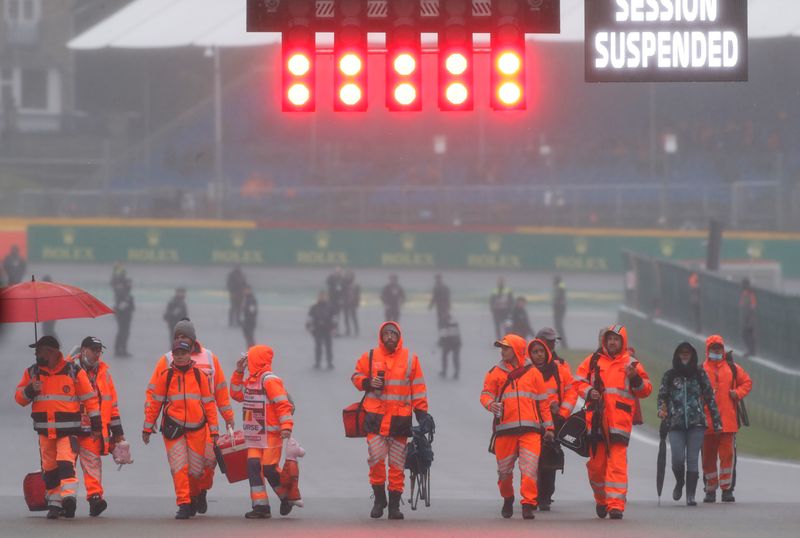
[494, 338, 512, 348]
[172, 341, 192, 353]
[173, 318, 196, 342]
[29, 335, 60, 350]
[80, 336, 106, 350]
[535, 327, 561, 341]
[381, 323, 400, 335]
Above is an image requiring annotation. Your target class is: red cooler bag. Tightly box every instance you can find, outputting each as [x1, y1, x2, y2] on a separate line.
[214, 430, 249, 484]
[23, 471, 48, 511]
[342, 401, 367, 438]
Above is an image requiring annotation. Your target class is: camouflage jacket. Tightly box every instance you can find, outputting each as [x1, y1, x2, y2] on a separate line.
[657, 369, 722, 432]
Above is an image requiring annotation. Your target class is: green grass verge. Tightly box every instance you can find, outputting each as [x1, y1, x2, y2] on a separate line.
[557, 348, 800, 462]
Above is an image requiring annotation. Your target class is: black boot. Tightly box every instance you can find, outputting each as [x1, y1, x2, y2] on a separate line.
[703, 489, 716, 503]
[672, 464, 685, 501]
[175, 503, 195, 520]
[595, 504, 607, 519]
[686, 472, 699, 506]
[195, 490, 208, 514]
[387, 490, 404, 520]
[88, 494, 108, 517]
[521, 504, 536, 520]
[46, 506, 61, 520]
[721, 489, 735, 503]
[501, 496, 514, 519]
[61, 497, 76, 519]
[370, 485, 387, 519]
[279, 498, 293, 516]
[245, 504, 272, 519]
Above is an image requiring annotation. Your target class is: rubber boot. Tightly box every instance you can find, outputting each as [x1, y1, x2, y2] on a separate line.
[595, 504, 607, 519]
[245, 505, 272, 519]
[61, 497, 76, 519]
[195, 490, 208, 514]
[387, 490, 404, 520]
[88, 494, 108, 517]
[703, 489, 716, 503]
[721, 489, 735, 503]
[685, 472, 699, 506]
[175, 503, 195, 520]
[501, 496, 514, 519]
[370, 485, 387, 519]
[672, 464, 685, 501]
[522, 504, 536, 520]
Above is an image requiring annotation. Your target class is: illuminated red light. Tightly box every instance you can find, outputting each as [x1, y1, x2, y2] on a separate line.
[287, 53, 311, 77]
[339, 53, 363, 76]
[445, 82, 469, 105]
[497, 51, 522, 76]
[497, 82, 522, 106]
[445, 53, 468, 76]
[393, 83, 418, 106]
[393, 53, 417, 76]
[339, 83, 363, 106]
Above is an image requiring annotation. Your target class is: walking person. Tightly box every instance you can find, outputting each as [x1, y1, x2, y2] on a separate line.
[574, 325, 652, 519]
[437, 310, 461, 379]
[114, 278, 134, 357]
[528, 334, 577, 510]
[381, 274, 406, 322]
[15, 336, 101, 519]
[480, 334, 555, 520]
[490, 277, 514, 341]
[307, 291, 336, 369]
[230, 345, 296, 518]
[227, 266, 247, 327]
[163, 288, 188, 346]
[342, 270, 360, 337]
[110, 262, 128, 303]
[143, 341, 219, 519]
[702, 335, 752, 503]
[241, 284, 258, 348]
[428, 273, 451, 328]
[351, 322, 431, 520]
[327, 267, 346, 333]
[739, 279, 757, 357]
[552, 275, 568, 348]
[657, 342, 722, 506]
[3, 244, 26, 284]
[508, 296, 535, 339]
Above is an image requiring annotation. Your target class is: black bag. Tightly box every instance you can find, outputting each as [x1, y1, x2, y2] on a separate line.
[539, 442, 565, 471]
[557, 409, 589, 457]
[161, 414, 185, 440]
[726, 352, 750, 427]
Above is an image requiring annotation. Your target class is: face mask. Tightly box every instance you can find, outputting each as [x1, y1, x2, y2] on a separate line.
[708, 352, 723, 361]
[81, 353, 98, 370]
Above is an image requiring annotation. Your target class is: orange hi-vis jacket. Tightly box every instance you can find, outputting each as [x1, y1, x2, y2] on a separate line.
[143, 361, 219, 435]
[152, 342, 235, 425]
[481, 334, 555, 437]
[527, 339, 579, 419]
[230, 345, 294, 448]
[69, 356, 124, 454]
[16, 356, 101, 439]
[575, 325, 652, 446]
[703, 335, 753, 434]
[351, 321, 428, 437]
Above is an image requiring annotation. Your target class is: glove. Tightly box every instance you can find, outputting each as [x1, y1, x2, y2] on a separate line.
[415, 410, 434, 434]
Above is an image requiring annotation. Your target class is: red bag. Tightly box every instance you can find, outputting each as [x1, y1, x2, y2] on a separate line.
[342, 402, 367, 438]
[633, 398, 644, 426]
[214, 430, 249, 483]
[23, 471, 48, 512]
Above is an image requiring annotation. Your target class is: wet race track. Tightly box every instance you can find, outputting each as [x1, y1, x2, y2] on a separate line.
[1, 264, 798, 537]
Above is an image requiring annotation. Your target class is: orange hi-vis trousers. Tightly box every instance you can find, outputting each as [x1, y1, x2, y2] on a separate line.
[198, 426, 218, 492]
[703, 432, 735, 491]
[77, 436, 104, 499]
[494, 433, 541, 506]
[586, 442, 629, 512]
[39, 435, 78, 508]
[367, 434, 407, 493]
[164, 428, 207, 506]
[246, 434, 284, 508]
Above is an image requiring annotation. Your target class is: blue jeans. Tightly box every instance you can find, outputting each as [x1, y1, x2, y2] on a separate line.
[668, 426, 705, 472]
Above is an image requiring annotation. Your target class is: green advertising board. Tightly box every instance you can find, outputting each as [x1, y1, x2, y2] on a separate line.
[26, 224, 800, 277]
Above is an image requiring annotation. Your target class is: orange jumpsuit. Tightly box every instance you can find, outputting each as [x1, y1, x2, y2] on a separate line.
[16, 357, 101, 509]
[230, 345, 294, 508]
[702, 335, 752, 493]
[144, 362, 218, 506]
[574, 325, 652, 513]
[351, 322, 428, 494]
[69, 357, 124, 501]
[480, 335, 554, 506]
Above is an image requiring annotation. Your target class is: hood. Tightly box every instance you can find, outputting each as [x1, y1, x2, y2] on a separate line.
[672, 341, 699, 375]
[501, 334, 529, 368]
[247, 345, 274, 378]
[601, 324, 628, 358]
[377, 321, 405, 355]
[705, 334, 725, 360]
[528, 338, 556, 380]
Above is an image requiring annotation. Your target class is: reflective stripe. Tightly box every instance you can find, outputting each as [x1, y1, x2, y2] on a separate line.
[33, 394, 79, 402]
[176, 420, 206, 429]
[34, 421, 82, 429]
[279, 415, 293, 423]
[79, 392, 98, 401]
[215, 381, 228, 392]
[168, 394, 202, 401]
[501, 391, 549, 401]
[219, 405, 233, 414]
[101, 395, 114, 401]
[495, 420, 540, 432]
[271, 394, 289, 403]
[720, 467, 733, 474]
[560, 401, 574, 411]
[574, 376, 590, 384]
[605, 387, 634, 400]
[201, 396, 215, 403]
[608, 427, 631, 439]
[481, 391, 495, 398]
[208, 425, 219, 433]
[147, 383, 156, 391]
[143, 421, 154, 430]
[386, 380, 409, 387]
[412, 378, 426, 386]
[89, 410, 100, 417]
[705, 472, 717, 479]
[231, 384, 244, 393]
[542, 421, 554, 428]
[544, 388, 558, 395]
[606, 491, 627, 500]
[266, 425, 281, 432]
[382, 394, 411, 402]
[411, 391, 427, 399]
[607, 481, 628, 489]
[110, 419, 122, 426]
[151, 394, 165, 402]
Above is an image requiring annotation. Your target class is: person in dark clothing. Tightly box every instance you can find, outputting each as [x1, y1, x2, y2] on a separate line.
[326, 267, 346, 333]
[508, 296, 534, 339]
[3, 245, 26, 285]
[739, 278, 757, 357]
[241, 284, 258, 348]
[552, 275, 568, 348]
[342, 270, 360, 337]
[114, 278, 135, 357]
[689, 271, 702, 333]
[163, 288, 188, 346]
[307, 291, 336, 369]
[437, 310, 461, 379]
[658, 342, 722, 506]
[226, 266, 247, 327]
[489, 277, 513, 340]
[428, 273, 451, 328]
[110, 262, 128, 303]
[381, 274, 406, 322]
[40, 275, 58, 340]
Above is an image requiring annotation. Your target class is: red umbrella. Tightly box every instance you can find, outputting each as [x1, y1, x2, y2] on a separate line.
[0, 276, 114, 339]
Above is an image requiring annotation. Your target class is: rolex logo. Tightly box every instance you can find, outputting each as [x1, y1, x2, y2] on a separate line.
[487, 234, 503, 253]
[231, 230, 246, 248]
[315, 231, 330, 249]
[746, 241, 763, 260]
[574, 237, 589, 255]
[62, 228, 76, 245]
[146, 229, 161, 247]
[660, 239, 675, 257]
[401, 233, 416, 252]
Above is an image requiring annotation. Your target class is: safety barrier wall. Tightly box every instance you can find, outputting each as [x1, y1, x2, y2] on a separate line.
[26, 222, 800, 277]
[619, 308, 800, 441]
[624, 251, 800, 370]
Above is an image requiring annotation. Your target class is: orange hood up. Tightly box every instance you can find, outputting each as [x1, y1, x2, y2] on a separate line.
[247, 345, 274, 379]
[377, 321, 405, 355]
